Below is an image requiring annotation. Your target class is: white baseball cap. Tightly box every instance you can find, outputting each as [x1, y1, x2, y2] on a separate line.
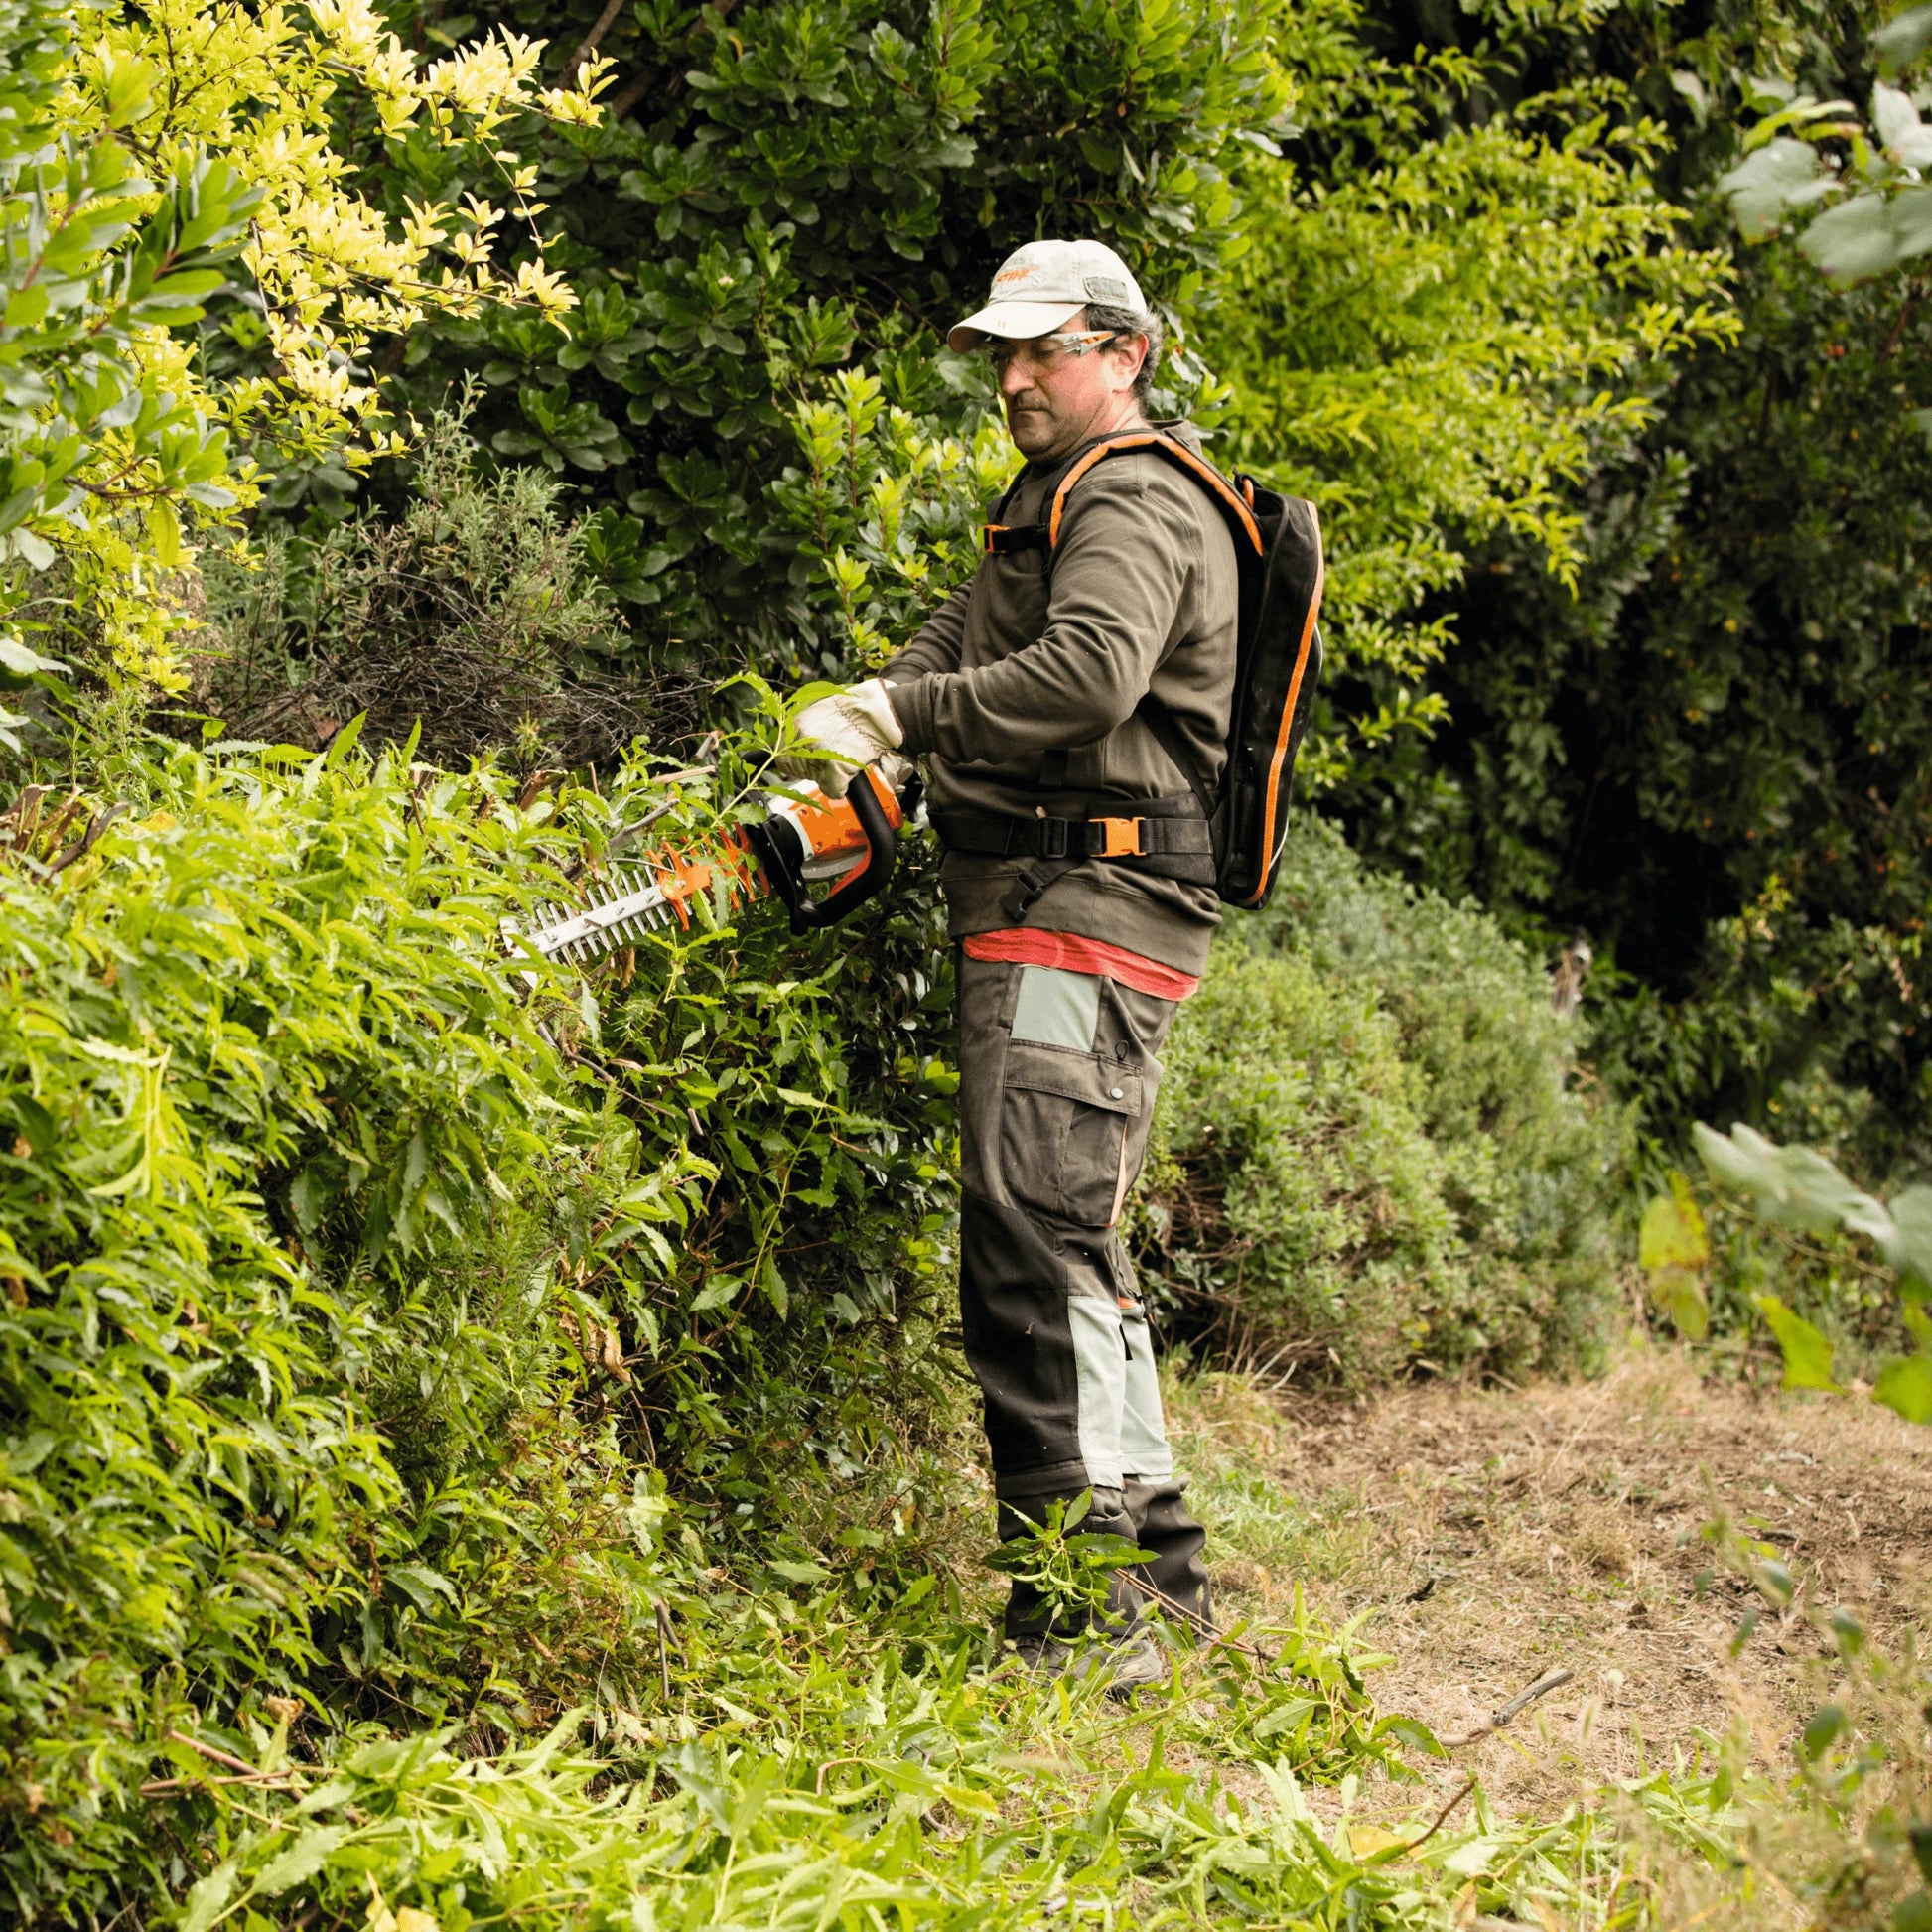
[947, 239, 1147, 351]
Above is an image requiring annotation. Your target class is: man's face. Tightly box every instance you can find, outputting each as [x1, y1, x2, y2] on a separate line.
[995, 311, 1147, 462]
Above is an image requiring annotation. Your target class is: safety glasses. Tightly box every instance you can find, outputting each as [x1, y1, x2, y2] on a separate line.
[983, 330, 1119, 374]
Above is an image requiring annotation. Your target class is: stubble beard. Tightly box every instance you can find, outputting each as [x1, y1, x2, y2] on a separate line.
[1005, 397, 1060, 460]
[1005, 388, 1141, 464]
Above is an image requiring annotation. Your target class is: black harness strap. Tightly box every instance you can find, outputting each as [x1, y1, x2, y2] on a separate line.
[983, 522, 1047, 556]
[932, 793, 1216, 920]
[932, 802, 1213, 864]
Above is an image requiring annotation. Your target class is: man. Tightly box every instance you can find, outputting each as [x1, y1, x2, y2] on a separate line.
[784, 239, 1236, 1691]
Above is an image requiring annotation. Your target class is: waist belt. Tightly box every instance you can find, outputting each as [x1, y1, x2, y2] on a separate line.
[931, 794, 1216, 916]
[933, 805, 1212, 863]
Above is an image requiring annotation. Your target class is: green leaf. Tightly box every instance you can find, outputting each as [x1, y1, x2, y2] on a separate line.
[13, 1094, 54, 1159]
[1695, 1122, 1886, 1238]
[690, 1272, 743, 1312]
[179, 1862, 238, 1932]
[1875, 2, 1932, 73]
[1878, 1184, 1932, 1298]
[0, 636, 66, 678]
[250, 1825, 349, 1895]
[1895, 1890, 1932, 1932]
[759, 1250, 788, 1316]
[1874, 1353, 1932, 1424]
[1641, 1173, 1710, 1336]
[1650, 1265, 1709, 1339]
[1800, 1703, 1845, 1759]
[1754, 1295, 1840, 1392]
[1717, 138, 1829, 241]
[768, 1558, 831, 1584]
[1802, 186, 1932, 285]
[146, 496, 181, 568]
[1639, 1173, 1709, 1271]
[1371, 1714, 1447, 1758]
[384, 1561, 457, 1609]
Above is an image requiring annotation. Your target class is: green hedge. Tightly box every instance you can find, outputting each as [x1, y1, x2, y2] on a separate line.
[1140, 819, 1625, 1383]
[0, 727, 957, 1919]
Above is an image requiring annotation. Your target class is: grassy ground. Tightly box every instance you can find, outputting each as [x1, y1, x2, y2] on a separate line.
[152, 1342, 1931, 1928]
[1164, 1341, 1932, 1924]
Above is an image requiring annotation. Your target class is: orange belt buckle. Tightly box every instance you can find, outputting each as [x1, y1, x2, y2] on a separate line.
[1093, 816, 1145, 858]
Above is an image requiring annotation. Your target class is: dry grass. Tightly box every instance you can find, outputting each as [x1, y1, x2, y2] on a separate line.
[1168, 1341, 1932, 1827]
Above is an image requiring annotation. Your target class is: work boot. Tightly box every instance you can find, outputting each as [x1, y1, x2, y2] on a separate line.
[1122, 1473, 1212, 1636]
[1010, 1621, 1167, 1698]
[1103, 1626, 1168, 1698]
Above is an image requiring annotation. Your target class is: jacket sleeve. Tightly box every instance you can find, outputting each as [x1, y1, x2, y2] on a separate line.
[886, 466, 1200, 759]
[881, 580, 974, 685]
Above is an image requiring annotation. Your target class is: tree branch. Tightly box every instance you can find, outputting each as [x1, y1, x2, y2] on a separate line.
[565, 0, 628, 81]
[605, 70, 657, 122]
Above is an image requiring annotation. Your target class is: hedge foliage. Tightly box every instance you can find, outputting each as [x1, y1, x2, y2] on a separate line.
[0, 723, 965, 1918]
[1324, 0, 1932, 1181]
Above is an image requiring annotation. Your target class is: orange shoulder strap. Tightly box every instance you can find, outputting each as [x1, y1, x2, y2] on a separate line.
[1044, 431, 1265, 557]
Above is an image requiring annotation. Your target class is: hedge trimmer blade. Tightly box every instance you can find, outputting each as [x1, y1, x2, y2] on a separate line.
[519, 853, 720, 966]
[508, 764, 915, 970]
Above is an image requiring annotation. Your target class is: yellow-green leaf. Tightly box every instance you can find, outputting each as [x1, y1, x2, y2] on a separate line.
[146, 495, 181, 568]
[1874, 1353, 1932, 1424]
[1754, 1294, 1839, 1392]
[1639, 1172, 1709, 1272]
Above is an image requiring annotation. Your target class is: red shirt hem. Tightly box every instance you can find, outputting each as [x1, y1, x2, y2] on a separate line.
[961, 928, 1201, 1001]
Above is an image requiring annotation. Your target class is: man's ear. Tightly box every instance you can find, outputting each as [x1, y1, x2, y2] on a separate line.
[1108, 333, 1149, 394]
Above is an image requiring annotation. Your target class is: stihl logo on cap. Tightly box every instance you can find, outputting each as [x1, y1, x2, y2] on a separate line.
[991, 262, 1038, 292]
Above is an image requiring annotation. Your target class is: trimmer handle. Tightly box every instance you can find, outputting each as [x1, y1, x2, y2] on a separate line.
[750, 764, 912, 934]
[795, 766, 897, 930]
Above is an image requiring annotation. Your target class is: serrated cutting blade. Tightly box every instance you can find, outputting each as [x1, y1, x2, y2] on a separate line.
[523, 872, 676, 962]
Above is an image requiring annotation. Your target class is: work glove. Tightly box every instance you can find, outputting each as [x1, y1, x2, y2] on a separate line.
[778, 678, 904, 799]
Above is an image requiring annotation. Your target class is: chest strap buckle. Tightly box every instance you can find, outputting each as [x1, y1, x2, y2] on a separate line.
[1090, 816, 1145, 859]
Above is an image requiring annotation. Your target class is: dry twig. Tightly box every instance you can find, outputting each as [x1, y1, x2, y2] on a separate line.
[1443, 1666, 1575, 1748]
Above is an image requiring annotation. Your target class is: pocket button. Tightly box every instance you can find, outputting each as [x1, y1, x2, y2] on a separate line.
[1109, 1086, 1124, 1099]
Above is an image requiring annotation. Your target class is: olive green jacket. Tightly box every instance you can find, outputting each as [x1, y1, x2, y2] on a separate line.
[883, 422, 1239, 974]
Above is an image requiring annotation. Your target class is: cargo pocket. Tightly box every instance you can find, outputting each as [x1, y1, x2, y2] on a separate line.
[1000, 1042, 1143, 1226]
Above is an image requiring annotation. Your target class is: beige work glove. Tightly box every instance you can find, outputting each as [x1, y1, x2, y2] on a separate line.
[778, 678, 904, 798]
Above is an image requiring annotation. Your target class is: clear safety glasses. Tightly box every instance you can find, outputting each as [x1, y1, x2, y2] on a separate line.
[983, 330, 1119, 374]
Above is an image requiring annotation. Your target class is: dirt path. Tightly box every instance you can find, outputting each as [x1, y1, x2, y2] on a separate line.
[1170, 1346, 1932, 1820]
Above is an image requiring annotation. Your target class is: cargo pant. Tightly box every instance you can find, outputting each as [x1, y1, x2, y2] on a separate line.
[955, 951, 1210, 1636]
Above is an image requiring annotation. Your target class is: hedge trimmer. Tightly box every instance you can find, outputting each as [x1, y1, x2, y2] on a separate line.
[515, 763, 916, 967]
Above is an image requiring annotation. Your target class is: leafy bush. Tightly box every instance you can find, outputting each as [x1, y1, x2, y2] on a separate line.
[1139, 818, 1623, 1383]
[0, 0, 598, 696]
[198, 411, 651, 768]
[1327, 1, 1932, 1181]
[365, 0, 1286, 664]
[1204, 27, 1732, 786]
[0, 717, 963, 1918]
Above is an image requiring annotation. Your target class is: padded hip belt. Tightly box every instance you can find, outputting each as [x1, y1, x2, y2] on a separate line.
[932, 794, 1216, 910]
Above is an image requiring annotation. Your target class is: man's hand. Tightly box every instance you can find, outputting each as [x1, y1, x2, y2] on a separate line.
[778, 679, 904, 798]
